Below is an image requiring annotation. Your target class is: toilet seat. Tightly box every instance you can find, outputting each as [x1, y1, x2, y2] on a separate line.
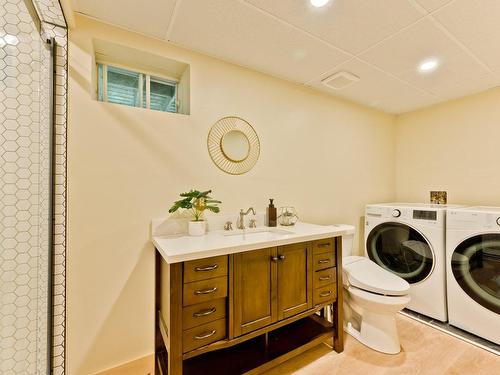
[343, 256, 410, 296]
[348, 285, 411, 306]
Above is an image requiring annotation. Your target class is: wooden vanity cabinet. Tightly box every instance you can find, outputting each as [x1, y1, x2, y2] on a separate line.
[155, 237, 343, 375]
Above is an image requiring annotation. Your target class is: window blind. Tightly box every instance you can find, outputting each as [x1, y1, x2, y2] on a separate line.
[97, 64, 177, 113]
[106, 66, 141, 107]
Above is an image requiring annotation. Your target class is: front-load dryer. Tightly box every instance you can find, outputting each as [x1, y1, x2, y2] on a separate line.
[446, 206, 500, 344]
[365, 203, 460, 321]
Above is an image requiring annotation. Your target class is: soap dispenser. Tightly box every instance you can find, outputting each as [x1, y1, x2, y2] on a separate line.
[266, 199, 277, 227]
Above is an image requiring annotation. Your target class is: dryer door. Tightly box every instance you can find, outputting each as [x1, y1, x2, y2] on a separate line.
[452, 234, 500, 314]
[366, 222, 434, 284]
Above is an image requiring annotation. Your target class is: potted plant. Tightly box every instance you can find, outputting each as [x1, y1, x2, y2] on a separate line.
[169, 189, 221, 236]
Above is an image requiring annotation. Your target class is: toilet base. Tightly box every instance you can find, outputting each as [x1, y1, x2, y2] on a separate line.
[345, 311, 402, 355]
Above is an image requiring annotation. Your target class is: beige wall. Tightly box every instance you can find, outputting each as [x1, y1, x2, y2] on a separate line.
[395, 88, 500, 206]
[68, 15, 396, 374]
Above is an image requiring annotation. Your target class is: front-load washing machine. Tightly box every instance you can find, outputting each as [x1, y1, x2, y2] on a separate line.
[446, 206, 500, 344]
[365, 203, 460, 321]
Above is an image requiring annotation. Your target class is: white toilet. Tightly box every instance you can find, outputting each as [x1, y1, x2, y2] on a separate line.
[342, 234, 411, 354]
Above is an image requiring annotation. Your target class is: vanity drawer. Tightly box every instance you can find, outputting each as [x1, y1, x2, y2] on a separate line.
[184, 255, 228, 283]
[183, 298, 226, 330]
[313, 252, 335, 271]
[312, 238, 335, 255]
[313, 283, 337, 306]
[183, 318, 227, 353]
[313, 267, 336, 289]
[183, 276, 228, 307]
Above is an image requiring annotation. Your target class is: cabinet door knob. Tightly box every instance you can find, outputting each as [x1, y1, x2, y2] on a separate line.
[278, 254, 285, 261]
[271, 256, 279, 262]
[194, 286, 218, 295]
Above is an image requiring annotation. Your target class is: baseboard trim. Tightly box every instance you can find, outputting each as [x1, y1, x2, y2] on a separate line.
[92, 354, 154, 375]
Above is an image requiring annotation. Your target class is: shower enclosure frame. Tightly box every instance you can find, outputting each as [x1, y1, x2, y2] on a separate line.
[46, 36, 57, 375]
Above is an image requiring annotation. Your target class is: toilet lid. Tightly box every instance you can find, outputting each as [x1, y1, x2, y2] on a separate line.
[343, 256, 410, 296]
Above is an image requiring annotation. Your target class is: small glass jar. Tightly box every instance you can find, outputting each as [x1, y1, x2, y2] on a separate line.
[278, 206, 299, 226]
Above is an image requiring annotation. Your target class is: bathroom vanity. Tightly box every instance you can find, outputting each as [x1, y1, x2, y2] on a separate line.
[153, 222, 354, 374]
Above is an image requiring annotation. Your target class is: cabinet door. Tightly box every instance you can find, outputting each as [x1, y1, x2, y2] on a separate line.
[277, 242, 313, 320]
[233, 247, 277, 336]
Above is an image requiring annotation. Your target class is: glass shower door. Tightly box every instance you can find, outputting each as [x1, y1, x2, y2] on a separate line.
[1, 0, 53, 373]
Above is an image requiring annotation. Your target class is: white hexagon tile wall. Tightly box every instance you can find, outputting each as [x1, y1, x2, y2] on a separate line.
[0, 0, 67, 374]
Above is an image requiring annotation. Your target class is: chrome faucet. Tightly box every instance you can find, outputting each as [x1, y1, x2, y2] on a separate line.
[237, 207, 256, 229]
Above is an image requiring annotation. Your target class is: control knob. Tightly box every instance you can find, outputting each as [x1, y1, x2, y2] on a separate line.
[392, 209, 401, 218]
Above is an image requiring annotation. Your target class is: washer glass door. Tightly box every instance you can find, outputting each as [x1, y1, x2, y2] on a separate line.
[366, 222, 434, 284]
[452, 234, 500, 314]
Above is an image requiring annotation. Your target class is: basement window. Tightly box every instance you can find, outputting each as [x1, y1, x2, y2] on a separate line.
[97, 63, 178, 113]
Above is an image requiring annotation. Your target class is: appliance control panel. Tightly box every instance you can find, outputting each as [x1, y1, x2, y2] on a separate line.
[413, 210, 438, 221]
[365, 204, 444, 226]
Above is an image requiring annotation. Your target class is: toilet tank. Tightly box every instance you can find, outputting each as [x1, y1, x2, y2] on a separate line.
[342, 232, 354, 257]
[328, 224, 355, 257]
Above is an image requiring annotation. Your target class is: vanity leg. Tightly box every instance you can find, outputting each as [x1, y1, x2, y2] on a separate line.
[155, 251, 161, 374]
[168, 263, 183, 375]
[333, 237, 344, 353]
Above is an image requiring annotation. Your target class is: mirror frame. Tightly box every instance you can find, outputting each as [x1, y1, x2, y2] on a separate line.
[207, 116, 260, 175]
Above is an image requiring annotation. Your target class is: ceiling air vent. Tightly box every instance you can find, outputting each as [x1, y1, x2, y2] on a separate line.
[321, 71, 360, 90]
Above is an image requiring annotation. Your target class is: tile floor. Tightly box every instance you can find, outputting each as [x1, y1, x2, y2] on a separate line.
[267, 314, 500, 374]
[400, 309, 499, 355]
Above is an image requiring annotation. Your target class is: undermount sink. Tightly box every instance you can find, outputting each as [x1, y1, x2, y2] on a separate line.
[223, 227, 293, 237]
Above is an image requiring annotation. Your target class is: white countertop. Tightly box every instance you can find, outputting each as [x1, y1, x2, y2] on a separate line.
[153, 222, 355, 264]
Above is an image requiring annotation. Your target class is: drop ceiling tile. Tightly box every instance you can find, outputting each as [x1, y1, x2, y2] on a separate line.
[414, 0, 454, 12]
[359, 18, 495, 97]
[74, 0, 176, 38]
[433, 0, 500, 74]
[433, 74, 498, 102]
[245, 0, 424, 54]
[309, 58, 438, 114]
[168, 0, 351, 83]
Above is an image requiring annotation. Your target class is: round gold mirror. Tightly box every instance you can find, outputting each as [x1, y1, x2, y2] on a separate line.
[221, 130, 250, 162]
[208, 116, 260, 175]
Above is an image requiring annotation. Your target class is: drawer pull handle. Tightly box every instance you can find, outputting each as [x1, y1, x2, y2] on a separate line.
[195, 264, 219, 272]
[319, 275, 331, 281]
[318, 259, 330, 264]
[319, 290, 332, 297]
[194, 287, 218, 295]
[194, 329, 217, 340]
[318, 243, 331, 248]
[193, 307, 217, 318]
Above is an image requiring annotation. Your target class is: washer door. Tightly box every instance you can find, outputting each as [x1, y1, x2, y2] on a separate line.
[366, 222, 434, 284]
[452, 234, 500, 314]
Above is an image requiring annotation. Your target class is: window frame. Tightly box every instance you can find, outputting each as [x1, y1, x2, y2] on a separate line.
[97, 61, 179, 113]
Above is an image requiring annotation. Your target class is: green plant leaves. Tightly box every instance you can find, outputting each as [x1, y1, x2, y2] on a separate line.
[205, 205, 220, 213]
[168, 189, 221, 218]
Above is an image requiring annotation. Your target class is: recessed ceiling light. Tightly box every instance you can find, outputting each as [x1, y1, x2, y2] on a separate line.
[310, 0, 330, 8]
[418, 58, 439, 73]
